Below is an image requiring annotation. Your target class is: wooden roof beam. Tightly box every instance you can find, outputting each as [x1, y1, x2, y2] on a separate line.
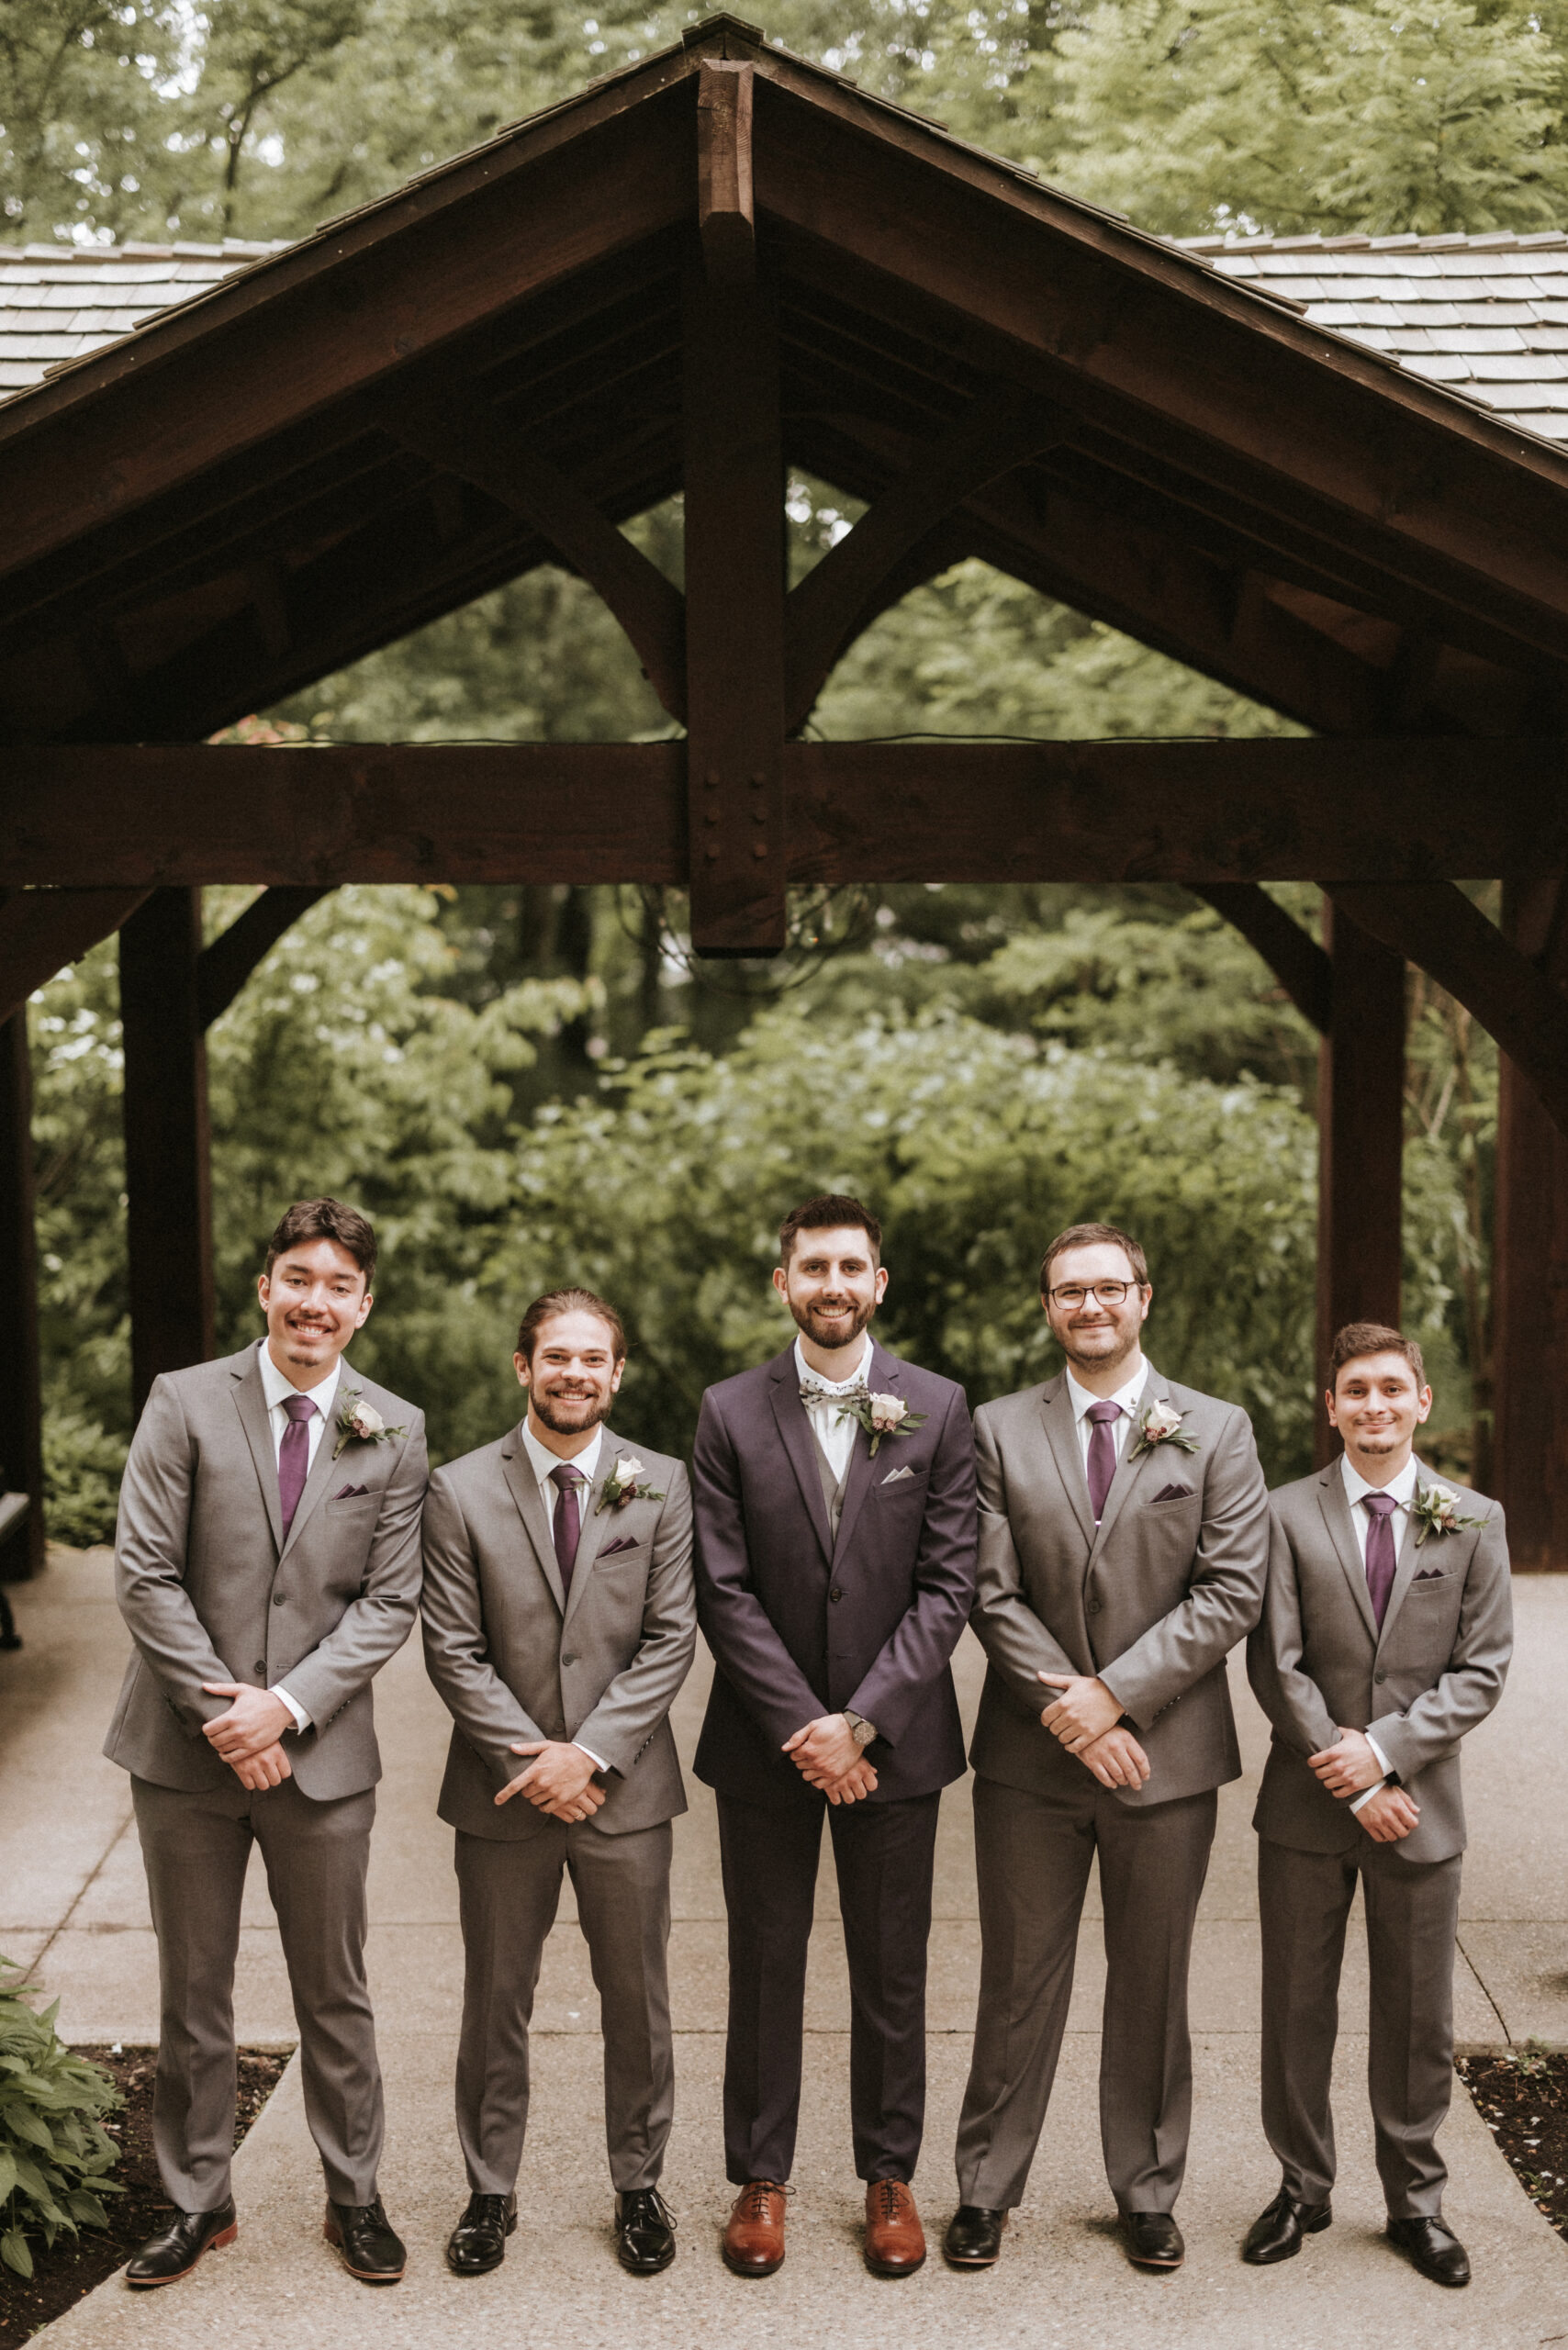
[0, 887, 151, 1026]
[196, 886, 331, 1027]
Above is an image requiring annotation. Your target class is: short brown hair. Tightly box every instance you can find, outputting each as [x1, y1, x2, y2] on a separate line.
[1040, 1222, 1148, 1297]
[778, 1193, 882, 1264]
[265, 1198, 376, 1286]
[515, 1287, 627, 1363]
[1330, 1322, 1426, 1387]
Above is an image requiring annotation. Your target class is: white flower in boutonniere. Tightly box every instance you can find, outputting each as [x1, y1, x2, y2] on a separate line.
[845, 1390, 930, 1460]
[332, 1392, 407, 1460]
[595, 1454, 666, 1515]
[1127, 1397, 1200, 1460]
[1411, 1482, 1484, 1547]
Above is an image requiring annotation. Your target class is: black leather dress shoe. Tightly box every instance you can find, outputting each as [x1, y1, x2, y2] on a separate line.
[616, 2187, 677, 2275]
[1242, 2188, 1331, 2265]
[125, 2199, 237, 2288]
[445, 2191, 517, 2276]
[1387, 2214, 1470, 2287]
[943, 2206, 1006, 2266]
[324, 2196, 406, 2282]
[1123, 2211, 1185, 2269]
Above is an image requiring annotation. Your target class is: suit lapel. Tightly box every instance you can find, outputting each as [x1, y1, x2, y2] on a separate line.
[1089, 1368, 1167, 1557]
[278, 1367, 355, 1562]
[230, 1345, 284, 1554]
[1374, 1459, 1432, 1651]
[561, 1432, 622, 1630]
[500, 1434, 567, 1613]
[768, 1349, 834, 1564]
[1040, 1375, 1094, 1550]
[832, 1347, 899, 1562]
[1316, 1461, 1379, 1641]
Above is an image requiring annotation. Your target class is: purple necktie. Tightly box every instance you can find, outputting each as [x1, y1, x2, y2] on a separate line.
[1085, 1400, 1122, 1523]
[1362, 1492, 1400, 1629]
[550, 1463, 588, 1598]
[278, 1393, 317, 1539]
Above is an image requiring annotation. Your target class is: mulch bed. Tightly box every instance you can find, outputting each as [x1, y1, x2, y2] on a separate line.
[0, 2045, 290, 2350]
[1459, 2050, 1568, 2241]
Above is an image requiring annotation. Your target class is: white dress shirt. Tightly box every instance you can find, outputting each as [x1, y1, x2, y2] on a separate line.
[796, 1333, 874, 1484]
[1065, 1357, 1149, 1468]
[518, 1418, 607, 1771]
[1338, 1450, 1417, 1808]
[256, 1341, 343, 1732]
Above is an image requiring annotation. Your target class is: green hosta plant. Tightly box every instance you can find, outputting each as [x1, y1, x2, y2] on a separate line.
[0, 1956, 122, 2278]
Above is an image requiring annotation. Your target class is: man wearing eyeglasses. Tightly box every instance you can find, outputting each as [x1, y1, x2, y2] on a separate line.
[946, 1222, 1269, 2275]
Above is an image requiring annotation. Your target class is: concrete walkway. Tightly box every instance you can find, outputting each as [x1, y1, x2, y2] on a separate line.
[4, 1546, 1568, 2350]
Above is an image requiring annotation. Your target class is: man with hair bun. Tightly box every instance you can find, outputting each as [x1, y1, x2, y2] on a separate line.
[1244, 1320, 1512, 2288]
[420, 1286, 695, 2279]
[106, 1197, 426, 2288]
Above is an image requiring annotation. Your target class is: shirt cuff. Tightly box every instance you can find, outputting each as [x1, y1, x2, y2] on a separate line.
[1366, 1732, 1391, 1778]
[1349, 1782, 1381, 1814]
[271, 1684, 310, 1733]
[575, 1743, 609, 1774]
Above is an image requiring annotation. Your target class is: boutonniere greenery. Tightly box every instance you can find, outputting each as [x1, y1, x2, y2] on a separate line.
[1411, 1481, 1485, 1547]
[1127, 1397, 1200, 1460]
[595, 1453, 666, 1514]
[844, 1389, 929, 1460]
[332, 1391, 407, 1460]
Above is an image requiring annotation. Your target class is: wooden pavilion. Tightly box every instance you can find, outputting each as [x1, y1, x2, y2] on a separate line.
[2, 15, 1567, 1578]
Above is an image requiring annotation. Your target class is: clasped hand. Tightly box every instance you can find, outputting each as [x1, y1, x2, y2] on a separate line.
[1038, 1672, 1150, 1792]
[202, 1683, 293, 1790]
[783, 1714, 878, 1805]
[498, 1740, 605, 1823]
[1310, 1726, 1419, 1842]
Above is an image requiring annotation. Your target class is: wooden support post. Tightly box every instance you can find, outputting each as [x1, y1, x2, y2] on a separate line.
[1315, 898, 1406, 1462]
[682, 90, 787, 956]
[0, 1006, 45, 1578]
[1492, 878, 1568, 1561]
[120, 889, 215, 1415]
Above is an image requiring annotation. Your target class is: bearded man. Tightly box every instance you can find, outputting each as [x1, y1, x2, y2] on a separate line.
[691, 1194, 977, 2281]
[420, 1289, 695, 2278]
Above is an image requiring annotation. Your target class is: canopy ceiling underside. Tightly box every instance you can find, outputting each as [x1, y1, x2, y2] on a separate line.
[2, 20, 1568, 751]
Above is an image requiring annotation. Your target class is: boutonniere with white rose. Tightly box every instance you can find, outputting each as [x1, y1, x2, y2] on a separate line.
[843, 1391, 929, 1460]
[1411, 1481, 1485, 1547]
[332, 1391, 407, 1460]
[1127, 1397, 1199, 1460]
[595, 1454, 666, 1514]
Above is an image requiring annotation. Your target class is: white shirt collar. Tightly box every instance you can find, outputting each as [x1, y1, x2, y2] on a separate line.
[256, 1337, 342, 1421]
[521, 1417, 604, 1491]
[794, 1333, 874, 1394]
[1340, 1451, 1420, 1510]
[1066, 1357, 1148, 1426]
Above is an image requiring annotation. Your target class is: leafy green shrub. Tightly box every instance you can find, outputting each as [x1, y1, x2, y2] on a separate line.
[0, 1957, 122, 2277]
[40, 1413, 128, 1550]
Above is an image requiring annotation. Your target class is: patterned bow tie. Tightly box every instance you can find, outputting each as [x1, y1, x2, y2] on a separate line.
[801, 1381, 870, 1411]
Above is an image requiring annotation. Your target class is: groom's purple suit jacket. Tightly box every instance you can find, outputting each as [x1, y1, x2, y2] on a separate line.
[691, 1339, 978, 1809]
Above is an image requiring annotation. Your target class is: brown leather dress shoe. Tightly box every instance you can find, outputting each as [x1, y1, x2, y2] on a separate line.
[864, 2179, 926, 2277]
[722, 2181, 787, 2277]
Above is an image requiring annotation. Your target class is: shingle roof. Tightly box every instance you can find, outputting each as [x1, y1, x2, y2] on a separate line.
[1180, 229, 1568, 441]
[7, 224, 1568, 446]
[0, 240, 282, 397]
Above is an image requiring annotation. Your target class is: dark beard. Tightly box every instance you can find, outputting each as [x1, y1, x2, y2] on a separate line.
[789, 1294, 878, 1353]
[529, 1387, 614, 1436]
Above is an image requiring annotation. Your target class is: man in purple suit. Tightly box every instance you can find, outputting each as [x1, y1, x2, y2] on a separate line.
[692, 1194, 977, 2282]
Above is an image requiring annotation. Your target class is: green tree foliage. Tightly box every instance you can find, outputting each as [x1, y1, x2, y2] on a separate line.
[0, 1957, 121, 2278]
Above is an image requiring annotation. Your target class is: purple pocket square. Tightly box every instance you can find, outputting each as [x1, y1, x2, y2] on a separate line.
[1414, 1566, 1446, 1581]
[600, 1536, 641, 1556]
[333, 1483, 371, 1500]
[1150, 1483, 1195, 1503]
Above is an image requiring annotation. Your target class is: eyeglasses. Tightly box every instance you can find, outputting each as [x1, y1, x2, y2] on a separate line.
[1047, 1281, 1141, 1308]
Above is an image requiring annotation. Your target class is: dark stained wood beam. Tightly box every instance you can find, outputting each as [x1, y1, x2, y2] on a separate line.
[120, 890, 214, 1410]
[1315, 899, 1406, 1461]
[1195, 885, 1330, 1034]
[0, 886, 153, 1026]
[0, 1005, 44, 1578]
[698, 59, 756, 288]
[376, 391, 688, 722]
[1329, 878, 1568, 1136]
[784, 386, 1064, 731]
[197, 886, 331, 1029]
[682, 252, 788, 953]
[5, 737, 1566, 889]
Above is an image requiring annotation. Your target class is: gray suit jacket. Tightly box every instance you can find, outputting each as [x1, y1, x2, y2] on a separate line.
[969, 1363, 1270, 1807]
[1248, 1458, 1512, 1865]
[105, 1344, 427, 1799]
[420, 1420, 696, 1841]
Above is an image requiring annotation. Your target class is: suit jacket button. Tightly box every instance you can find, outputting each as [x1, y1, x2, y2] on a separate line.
[1374, 1669, 1387, 1683]
[253, 1662, 266, 1677]
[1088, 1598, 1102, 1615]
[273, 1592, 285, 1606]
[830, 1588, 843, 1603]
[562, 1652, 577, 1668]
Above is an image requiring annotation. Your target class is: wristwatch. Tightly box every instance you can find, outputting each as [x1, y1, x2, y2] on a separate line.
[842, 1709, 879, 1751]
